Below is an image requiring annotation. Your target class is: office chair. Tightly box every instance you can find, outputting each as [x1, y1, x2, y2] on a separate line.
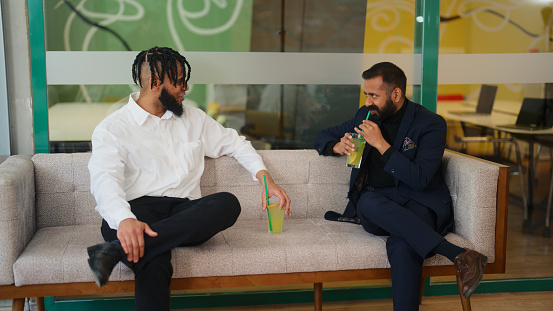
[454, 127, 528, 222]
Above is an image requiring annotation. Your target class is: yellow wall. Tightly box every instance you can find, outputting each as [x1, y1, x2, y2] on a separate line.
[362, 0, 552, 103]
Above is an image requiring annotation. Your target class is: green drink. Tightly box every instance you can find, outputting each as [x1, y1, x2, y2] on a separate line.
[267, 204, 284, 234]
[347, 133, 365, 169]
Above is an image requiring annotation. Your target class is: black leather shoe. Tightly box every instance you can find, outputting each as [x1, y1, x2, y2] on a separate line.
[87, 242, 122, 288]
[454, 249, 488, 299]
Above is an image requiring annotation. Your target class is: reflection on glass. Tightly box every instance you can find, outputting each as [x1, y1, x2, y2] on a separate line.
[47, 83, 361, 152]
[44, 0, 368, 152]
[250, 0, 366, 53]
[436, 82, 553, 283]
[236, 84, 360, 149]
[44, 0, 552, 54]
[44, 0, 368, 53]
[44, 0, 254, 52]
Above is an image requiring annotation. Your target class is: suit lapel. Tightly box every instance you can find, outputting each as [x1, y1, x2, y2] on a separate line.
[394, 100, 415, 151]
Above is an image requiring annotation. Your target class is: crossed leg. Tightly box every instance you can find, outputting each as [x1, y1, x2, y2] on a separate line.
[99, 192, 241, 311]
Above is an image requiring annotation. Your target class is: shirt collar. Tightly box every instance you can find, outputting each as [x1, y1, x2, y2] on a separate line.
[127, 92, 175, 126]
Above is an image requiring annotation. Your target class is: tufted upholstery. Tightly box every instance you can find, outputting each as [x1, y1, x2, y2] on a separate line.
[0, 150, 500, 287]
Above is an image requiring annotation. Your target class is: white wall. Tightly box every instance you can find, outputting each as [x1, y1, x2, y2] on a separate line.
[0, 1, 9, 155]
[2, 0, 34, 155]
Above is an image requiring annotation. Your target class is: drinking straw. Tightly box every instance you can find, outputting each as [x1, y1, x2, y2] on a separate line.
[264, 175, 273, 232]
[263, 175, 270, 204]
[359, 111, 371, 134]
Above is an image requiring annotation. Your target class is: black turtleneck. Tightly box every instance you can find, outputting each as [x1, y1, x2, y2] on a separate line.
[355, 100, 407, 190]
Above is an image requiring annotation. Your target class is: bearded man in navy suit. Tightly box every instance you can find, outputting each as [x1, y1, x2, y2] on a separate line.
[314, 62, 487, 311]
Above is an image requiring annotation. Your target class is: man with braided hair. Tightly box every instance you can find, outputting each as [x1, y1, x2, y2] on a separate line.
[86, 46, 291, 311]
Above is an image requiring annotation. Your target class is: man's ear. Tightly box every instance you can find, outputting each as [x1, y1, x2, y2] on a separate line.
[392, 87, 402, 103]
[149, 77, 161, 91]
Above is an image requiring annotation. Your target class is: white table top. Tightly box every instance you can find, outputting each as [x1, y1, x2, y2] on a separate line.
[48, 102, 124, 142]
[48, 100, 553, 142]
[437, 100, 553, 136]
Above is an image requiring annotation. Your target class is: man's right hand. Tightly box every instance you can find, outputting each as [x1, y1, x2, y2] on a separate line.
[116, 218, 158, 263]
[332, 133, 356, 156]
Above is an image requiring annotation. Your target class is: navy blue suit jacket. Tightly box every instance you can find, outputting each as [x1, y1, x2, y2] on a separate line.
[314, 99, 453, 235]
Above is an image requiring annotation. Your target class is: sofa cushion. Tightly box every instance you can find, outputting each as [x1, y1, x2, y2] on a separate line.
[12, 220, 473, 286]
[0, 155, 35, 286]
[31, 150, 352, 226]
[32, 153, 101, 230]
[9, 150, 495, 288]
[442, 151, 499, 262]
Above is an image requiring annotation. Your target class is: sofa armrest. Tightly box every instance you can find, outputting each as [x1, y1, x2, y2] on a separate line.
[442, 150, 509, 270]
[0, 155, 36, 285]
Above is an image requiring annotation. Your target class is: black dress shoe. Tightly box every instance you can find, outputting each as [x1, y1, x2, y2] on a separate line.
[454, 249, 488, 299]
[87, 242, 123, 288]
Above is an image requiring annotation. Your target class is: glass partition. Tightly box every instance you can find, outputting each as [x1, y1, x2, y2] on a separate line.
[42, 0, 421, 153]
[439, 0, 552, 54]
[40, 0, 553, 148]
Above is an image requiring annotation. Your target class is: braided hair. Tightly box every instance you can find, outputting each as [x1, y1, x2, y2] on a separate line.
[132, 46, 191, 90]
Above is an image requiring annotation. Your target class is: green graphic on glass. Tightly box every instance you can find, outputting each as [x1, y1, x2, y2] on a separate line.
[346, 133, 365, 169]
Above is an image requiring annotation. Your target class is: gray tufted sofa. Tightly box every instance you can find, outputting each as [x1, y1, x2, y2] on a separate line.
[0, 149, 508, 311]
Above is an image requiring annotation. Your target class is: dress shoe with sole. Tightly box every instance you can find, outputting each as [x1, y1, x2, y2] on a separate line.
[454, 249, 488, 299]
[87, 241, 123, 288]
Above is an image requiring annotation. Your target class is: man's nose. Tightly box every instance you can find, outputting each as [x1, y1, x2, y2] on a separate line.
[365, 97, 372, 106]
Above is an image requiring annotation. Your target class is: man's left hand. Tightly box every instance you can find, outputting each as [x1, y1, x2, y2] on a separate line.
[257, 170, 292, 216]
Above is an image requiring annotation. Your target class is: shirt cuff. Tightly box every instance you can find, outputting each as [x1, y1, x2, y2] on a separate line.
[323, 140, 340, 156]
[252, 165, 268, 181]
[102, 206, 137, 230]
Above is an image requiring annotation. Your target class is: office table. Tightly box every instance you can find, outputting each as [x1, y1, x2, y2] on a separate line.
[48, 102, 124, 142]
[47, 102, 125, 152]
[438, 100, 553, 235]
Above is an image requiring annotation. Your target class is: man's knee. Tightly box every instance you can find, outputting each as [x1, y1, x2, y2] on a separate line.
[357, 202, 379, 220]
[357, 202, 388, 233]
[357, 191, 392, 220]
[214, 192, 242, 220]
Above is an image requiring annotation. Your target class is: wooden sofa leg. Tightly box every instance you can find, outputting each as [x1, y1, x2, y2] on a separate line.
[36, 297, 46, 311]
[11, 298, 24, 311]
[456, 274, 472, 311]
[314, 282, 322, 311]
[459, 293, 472, 311]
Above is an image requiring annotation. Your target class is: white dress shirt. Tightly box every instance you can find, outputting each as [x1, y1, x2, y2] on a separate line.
[89, 92, 267, 229]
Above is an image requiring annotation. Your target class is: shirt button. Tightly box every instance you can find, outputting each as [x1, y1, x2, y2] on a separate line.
[391, 169, 395, 174]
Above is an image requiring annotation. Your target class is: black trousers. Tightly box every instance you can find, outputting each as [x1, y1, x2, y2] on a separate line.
[101, 192, 241, 311]
[356, 188, 446, 311]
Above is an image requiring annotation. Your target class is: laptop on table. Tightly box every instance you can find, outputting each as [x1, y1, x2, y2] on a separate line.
[496, 98, 552, 131]
[449, 84, 498, 116]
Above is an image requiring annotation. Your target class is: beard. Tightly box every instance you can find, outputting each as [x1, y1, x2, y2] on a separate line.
[368, 96, 396, 121]
[159, 87, 183, 117]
